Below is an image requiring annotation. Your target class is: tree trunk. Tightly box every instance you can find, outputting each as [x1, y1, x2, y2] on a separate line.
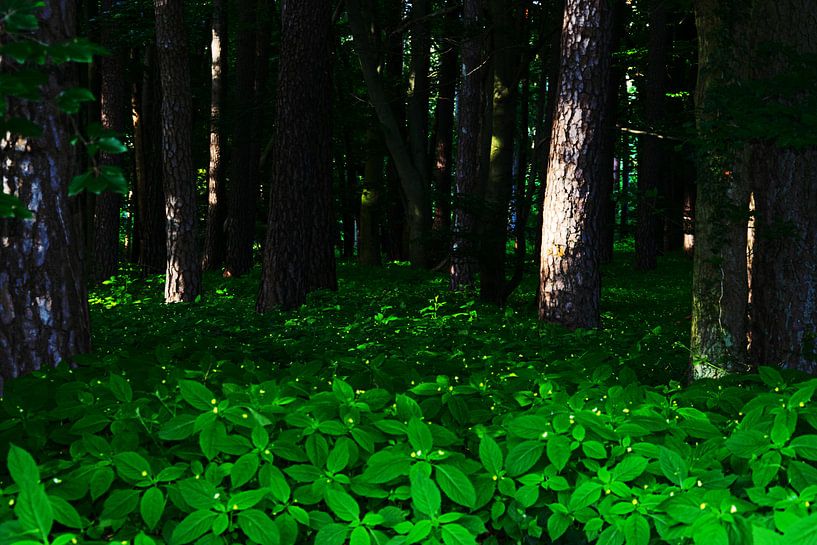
[746, 0, 817, 373]
[619, 132, 631, 237]
[690, 0, 751, 378]
[155, 0, 201, 302]
[538, 0, 613, 329]
[634, 0, 669, 271]
[347, 0, 431, 267]
[0, 0, 90, 391]
[360, 125, 384, 266]
[408, 0, 431, 193]
[224, 0, 259, 278]
[257, 0, 333, 311]
[450, 0, 487, 290]
[202, 0, 228, 271]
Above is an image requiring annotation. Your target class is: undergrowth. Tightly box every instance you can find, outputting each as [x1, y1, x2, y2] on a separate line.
[3, 252, 816, 545]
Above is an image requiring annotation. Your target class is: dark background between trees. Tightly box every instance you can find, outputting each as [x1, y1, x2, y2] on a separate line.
[1, 0, 816, 386]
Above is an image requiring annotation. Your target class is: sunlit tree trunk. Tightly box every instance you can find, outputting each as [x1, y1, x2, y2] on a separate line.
[538, 0, 613, 329]
[450, 0, 487, 290]
[0, 0, 90, 390]
[155, 0, 201, 302]
[257, 0, 333, 311]
[202, 0, 228, 271]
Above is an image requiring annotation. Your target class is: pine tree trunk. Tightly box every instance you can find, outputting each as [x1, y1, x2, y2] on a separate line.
[746, 0, 817, 373]
[155, 0, 201, 302]
[224, 0, 259, 278]
[538, 0, 613, 329]
[202, 0, 228, 271]
[0, 0, 90, 391]
[408, 0, 431, 192]
[450, 0, 487, 290]
[257, 0, 333, 311]
[635, 0, 669, 271]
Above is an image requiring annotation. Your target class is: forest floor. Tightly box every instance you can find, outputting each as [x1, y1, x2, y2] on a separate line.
[88, 248, 693, 389]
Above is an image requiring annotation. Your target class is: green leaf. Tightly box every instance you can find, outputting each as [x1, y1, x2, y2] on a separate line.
[479, 435, 503, 477]
[288, 505, 310, 526]
[623, 514, 650, 545]
[506, 441, 545, 476]
[158, 414, 198, 441]
[324, 488, 360, 522]
[56, 87, 95, 114]
[101, 489, 140, 520]
[109, 374, 133, 402]
[361, 451, 410, 483]
[508, 415, 549, 439]
[441, 523, 477, 545]
[772, 410, 797, 445]
[113, 451, 152, 482]
[231, 452, 260, 488]
[407, 418, 433, 454]
[252, 426, 269, 450]
[238, 509, 280, 545]
[326, 440, 351, 473]
[228, 489, 268, 511]
[568, 481, 601, 512]
[90, 467, 115, 501]
[15, 483, 53, 539]
[659, 447, 688, 485]
[611, 456, 648, 482]
[435, 464, 476, 508]
[140, 487, 165, 530]
[727, 430, 768, 458]
[315, 523, 348, 545]
[0, 192, 33, 219]
[171, 510, 218, 545]
[8, 445, 40, 491]
[692, 520, 727, 545]
[791, 435, 817, 461]
[261, 464, 291, 503]
[179, 380, 217, 411]
[547, 512, 571, 541]
[410, 467, 441, 516]
[546, 436, 572, 472]
[49, 495, 82, 528]
[582, 441, 607, 459]
[406, 520, 433, 544]
[135, 532, 156, 545]
[350, 526, 371, 545]
[212, 513, 229, 535]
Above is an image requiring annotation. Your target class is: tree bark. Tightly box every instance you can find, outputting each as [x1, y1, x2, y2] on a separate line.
[634, 0, 669, 271]
[450, 0, 487, 290]
[202, 0, 228, 271]
[0, 0, 90, 391]
[360, 125, 384, 266]
[257, 0, 333, 311]
[538, 0, 613, 329]
[155, 0, 201, 302]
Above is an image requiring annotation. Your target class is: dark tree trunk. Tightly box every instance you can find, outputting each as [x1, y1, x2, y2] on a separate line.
[408, 0, 431, 193]
[0, 0, 90, 391]
[450, 0, 487, 290]
[133, 45, 166, 276]
[360, 125, 384, 267]
[690, 0, 751, 378]
[202, 0, 228, 271]
[93, 0, 127, 282]
[155, 0, 201, 302]
[339, 129, 359, 259]
[538, 0, 613, 329]
[257, 0, 333, 311]
[746, 0, 817, 373]
[635, 0, 669, 271]
[431, 7, 458, 244]
[224, 0, 259, 278]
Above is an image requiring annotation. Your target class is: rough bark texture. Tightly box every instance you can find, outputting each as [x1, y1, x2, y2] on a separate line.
[538, 0, 613, 329]
[133, 45, 166, 275]
[450, 0, 486, 290]
[746, 0, 817, 372]
[224, 0, 258, 278]
[93, 0, 127, 282]
[690, 0, 751, 377]
[257, 0, 334, 311]
[635, 0, 669, 271]
[202, 0, 228, 271]
[0, 0, 91, 391]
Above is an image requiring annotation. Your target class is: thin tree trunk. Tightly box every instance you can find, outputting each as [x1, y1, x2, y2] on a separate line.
[538, 0, 613, 329]
[203, 0, 228, 271]
[450, 0, 487, 290]
[0, 0, 90, 391]
[155, 0, 201, 302]
[257, 0, 333, 311]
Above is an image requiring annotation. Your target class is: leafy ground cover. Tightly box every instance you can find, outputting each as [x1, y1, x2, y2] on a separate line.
[3, 252, 817, 545]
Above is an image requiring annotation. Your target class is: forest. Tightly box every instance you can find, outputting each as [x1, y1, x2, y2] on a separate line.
[1, 0, 816, 544]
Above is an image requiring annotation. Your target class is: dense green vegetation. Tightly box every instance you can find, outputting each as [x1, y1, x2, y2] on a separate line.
[5, 254, 817, 545]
